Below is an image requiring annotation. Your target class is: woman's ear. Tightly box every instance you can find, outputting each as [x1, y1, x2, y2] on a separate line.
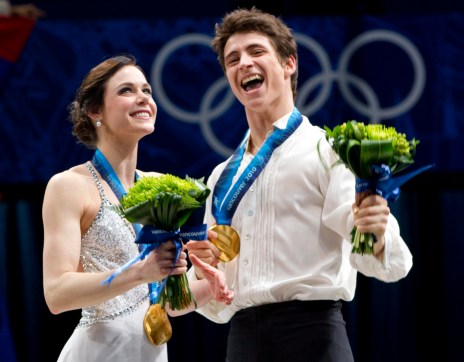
[87, 112, 101, 123]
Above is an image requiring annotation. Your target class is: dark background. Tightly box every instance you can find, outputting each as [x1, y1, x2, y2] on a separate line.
[1, 1, 463, 362]
[28, 0, 464, 18]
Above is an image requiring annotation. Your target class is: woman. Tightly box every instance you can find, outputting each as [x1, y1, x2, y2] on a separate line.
[42, 54, 232, 362]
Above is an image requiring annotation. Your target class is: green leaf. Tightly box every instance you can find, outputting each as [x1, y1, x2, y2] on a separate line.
[359, 139, 393, 178]
[120, 200, 155, 224]
[345, 139, 362, 176]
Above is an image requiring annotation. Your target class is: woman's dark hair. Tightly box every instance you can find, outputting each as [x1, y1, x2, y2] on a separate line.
[69, 54, 144, 149]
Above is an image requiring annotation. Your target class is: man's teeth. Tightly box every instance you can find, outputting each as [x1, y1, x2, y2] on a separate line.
[242, 75, 262, 86]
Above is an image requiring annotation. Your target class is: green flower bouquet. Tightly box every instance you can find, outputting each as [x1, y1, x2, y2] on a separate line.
[323, 120, 430, 255]
[118, 174, 210, 310]
[101, 174, 210, 345]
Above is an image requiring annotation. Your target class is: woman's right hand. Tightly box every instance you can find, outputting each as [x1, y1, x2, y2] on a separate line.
[142, 240, 188, 282]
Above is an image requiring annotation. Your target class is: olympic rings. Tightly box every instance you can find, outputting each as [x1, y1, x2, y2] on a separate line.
[151, 29, 425, 156]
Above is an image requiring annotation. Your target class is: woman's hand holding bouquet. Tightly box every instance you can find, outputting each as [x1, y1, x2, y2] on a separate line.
[101, 173, 210, 344]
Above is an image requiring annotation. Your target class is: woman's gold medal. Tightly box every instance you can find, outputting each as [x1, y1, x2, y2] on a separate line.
[143, 303, 172, 345]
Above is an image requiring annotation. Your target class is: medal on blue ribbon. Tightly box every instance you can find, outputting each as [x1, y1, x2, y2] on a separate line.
[138, 223, 207, 345]
[211, 107, 303, 262]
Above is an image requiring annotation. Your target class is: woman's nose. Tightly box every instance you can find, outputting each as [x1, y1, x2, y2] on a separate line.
[137, 90, 149, 103]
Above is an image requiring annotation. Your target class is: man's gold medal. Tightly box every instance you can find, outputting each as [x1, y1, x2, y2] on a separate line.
[210, 224, 240, 262]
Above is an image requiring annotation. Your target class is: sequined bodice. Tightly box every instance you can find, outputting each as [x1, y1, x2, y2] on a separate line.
[77, 162, 148, 327]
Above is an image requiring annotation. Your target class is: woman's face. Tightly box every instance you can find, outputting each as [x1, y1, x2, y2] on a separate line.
[99, 65, 157, 143]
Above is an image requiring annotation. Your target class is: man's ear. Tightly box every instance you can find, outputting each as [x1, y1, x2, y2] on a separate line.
[284, 55, 297, 76]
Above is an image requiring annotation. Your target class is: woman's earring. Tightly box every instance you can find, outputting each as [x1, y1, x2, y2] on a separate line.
[96, 120, 102, 127]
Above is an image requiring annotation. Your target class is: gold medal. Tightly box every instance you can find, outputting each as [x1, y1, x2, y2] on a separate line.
[210, 224, 240, 262]
[143, 303, 172, 345]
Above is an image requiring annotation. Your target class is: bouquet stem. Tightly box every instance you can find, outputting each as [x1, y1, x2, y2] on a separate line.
[160, 274, 197, 310]
[351, 227, 375, 255]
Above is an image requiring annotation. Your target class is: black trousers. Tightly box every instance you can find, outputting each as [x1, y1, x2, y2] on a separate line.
[226, 300, 354, 362]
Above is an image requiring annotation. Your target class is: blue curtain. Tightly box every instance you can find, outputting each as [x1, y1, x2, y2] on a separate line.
[1, 12, 463, 362]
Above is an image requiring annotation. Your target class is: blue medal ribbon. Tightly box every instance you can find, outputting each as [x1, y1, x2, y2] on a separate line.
[92, 149, 135, 203]
[212, 107, 303, 225]
[91, 149, 157, 300]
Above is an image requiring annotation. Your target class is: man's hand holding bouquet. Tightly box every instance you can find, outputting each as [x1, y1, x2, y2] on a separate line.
[323, 120, 433, 255]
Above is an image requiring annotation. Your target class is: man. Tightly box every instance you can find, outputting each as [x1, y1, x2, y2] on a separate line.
[186, 7, 412, 362]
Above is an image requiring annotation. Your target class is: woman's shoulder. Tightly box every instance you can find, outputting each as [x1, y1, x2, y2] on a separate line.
[45, 163, 93, 196]
[48, 164, 89, 183]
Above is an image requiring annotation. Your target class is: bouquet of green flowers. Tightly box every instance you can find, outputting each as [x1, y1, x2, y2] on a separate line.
[323, 120, 431, 255]
[100, 174, 210, 345]
[116, 174, 210, 310]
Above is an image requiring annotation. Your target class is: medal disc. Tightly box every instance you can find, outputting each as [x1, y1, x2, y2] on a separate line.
[210, 225, 240, 262]
[143, 303, 172, 345]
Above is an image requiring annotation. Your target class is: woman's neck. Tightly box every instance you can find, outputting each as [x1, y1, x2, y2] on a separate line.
[96, 144, 138, 188]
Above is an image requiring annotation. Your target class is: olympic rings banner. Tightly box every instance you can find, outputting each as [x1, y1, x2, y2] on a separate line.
[1, 14, 463, 183]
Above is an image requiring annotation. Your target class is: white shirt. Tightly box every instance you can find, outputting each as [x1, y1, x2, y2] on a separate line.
[188, 112, 413, 324]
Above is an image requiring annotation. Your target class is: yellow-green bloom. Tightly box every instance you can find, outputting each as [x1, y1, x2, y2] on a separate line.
[119, 174, 210, 232]
[324, 120, 420, 179]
